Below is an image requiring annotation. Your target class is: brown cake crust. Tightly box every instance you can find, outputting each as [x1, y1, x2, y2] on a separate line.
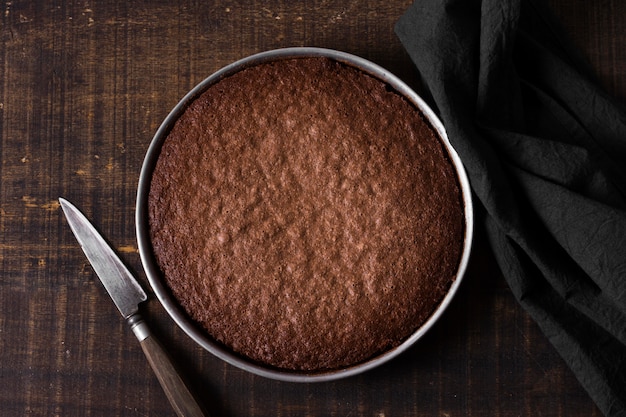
[148, 57, 464, 371]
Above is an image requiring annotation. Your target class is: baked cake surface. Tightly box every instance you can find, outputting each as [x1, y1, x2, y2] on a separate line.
[148, 57, 464, 371]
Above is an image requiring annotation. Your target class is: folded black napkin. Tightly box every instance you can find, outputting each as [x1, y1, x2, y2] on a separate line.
[395, 0, 626, 415]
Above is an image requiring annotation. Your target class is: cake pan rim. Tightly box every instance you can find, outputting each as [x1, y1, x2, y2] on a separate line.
[136, 46, 474, 383]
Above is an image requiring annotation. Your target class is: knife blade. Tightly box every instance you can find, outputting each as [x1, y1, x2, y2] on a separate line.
[59, 197, 206, 417]
[59, 198, 147, 318]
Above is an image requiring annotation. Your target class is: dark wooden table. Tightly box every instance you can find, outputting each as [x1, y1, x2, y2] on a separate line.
[1, 1, 624, 416]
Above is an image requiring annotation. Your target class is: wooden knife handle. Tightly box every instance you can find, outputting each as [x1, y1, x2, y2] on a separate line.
[129, 315, 207, 417]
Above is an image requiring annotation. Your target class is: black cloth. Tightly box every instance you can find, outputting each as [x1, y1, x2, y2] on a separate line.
[395, 0, 626, 415]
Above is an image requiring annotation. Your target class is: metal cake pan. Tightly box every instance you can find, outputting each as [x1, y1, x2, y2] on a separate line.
[136, 47, 474, 382]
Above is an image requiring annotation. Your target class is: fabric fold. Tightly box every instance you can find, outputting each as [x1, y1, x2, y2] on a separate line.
[396, 0, 626, 415]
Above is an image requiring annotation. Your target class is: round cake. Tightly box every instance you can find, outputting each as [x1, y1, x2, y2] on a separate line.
[148, 57, 465, 372]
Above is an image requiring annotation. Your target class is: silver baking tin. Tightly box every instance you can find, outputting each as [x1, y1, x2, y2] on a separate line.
[136, 47, 474, 383]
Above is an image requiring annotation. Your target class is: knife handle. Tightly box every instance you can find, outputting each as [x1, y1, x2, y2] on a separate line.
[128, 314, 207, 417]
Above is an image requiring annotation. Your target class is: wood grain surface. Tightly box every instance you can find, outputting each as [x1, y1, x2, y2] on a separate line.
[1, 0, 623, 416]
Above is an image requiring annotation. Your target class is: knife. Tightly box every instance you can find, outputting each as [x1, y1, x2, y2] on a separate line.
[59, 198, 206, 417]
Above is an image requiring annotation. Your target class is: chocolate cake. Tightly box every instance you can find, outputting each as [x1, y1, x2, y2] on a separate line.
[148, 57, 465, 371]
